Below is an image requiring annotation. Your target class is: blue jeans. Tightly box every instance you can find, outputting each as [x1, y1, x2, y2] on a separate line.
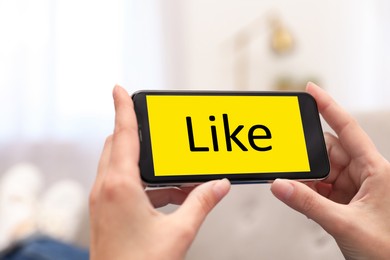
[0, 236, 89, 260]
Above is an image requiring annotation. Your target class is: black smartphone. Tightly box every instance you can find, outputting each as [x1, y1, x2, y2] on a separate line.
[132, 90, 329, 186]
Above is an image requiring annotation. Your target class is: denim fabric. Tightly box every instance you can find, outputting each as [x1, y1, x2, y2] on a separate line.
[0, 236, 89, 260]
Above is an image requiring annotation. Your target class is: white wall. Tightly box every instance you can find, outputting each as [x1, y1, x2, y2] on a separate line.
[166, 0, 390, 111]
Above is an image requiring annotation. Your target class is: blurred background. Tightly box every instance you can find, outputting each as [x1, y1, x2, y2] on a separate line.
[1, 0, 390, 259]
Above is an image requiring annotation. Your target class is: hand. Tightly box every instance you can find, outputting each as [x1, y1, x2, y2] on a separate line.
[89, 85, 230, 260]
[271, 82, 390, 260]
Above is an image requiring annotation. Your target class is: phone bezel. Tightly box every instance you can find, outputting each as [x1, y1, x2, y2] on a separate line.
[132, 90, 330, 186]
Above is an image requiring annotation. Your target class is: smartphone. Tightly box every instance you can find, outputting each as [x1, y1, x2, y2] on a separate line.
[132, 90, 329, 186]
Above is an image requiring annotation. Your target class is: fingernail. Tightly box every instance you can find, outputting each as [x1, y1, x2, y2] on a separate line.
[112, 85, 119, 99]
[307, 81, 318, 87]
[213, 178, 230, 200]
[271, 179, 294, 201]
[113, 84, 124, 96]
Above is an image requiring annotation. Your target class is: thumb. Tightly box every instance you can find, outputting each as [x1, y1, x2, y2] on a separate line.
[271, 179, 344, 234]
[175, 179, 230, 232]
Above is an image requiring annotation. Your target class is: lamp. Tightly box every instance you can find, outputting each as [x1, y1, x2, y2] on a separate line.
[232, 13, 294, 90]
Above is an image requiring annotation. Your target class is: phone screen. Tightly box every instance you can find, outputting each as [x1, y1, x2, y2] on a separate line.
[133, 91, 329, 185]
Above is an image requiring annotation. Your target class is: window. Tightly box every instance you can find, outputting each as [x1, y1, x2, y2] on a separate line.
[0, 0, 165, 142]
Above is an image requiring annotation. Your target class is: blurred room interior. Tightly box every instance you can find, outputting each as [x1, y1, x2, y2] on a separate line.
[1, 0, 390, 259]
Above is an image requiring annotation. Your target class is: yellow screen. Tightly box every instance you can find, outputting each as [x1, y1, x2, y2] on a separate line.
[146, 95, 310, 176]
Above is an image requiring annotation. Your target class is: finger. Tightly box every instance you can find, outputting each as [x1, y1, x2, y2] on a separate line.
[306, 82, 377, 159]
[271, 179, 346, 235]
[179, 186, 196, 194]
[175, 179, 230, 231]
[305, 181, 332, 199]
[109, 85, 141, 181]
[323, 132, 350, 183]
[94, 135, 113, 191]
[304, 133, 359, 203]
[314, 182, 333, 198]
[146, 188, 190, 208]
